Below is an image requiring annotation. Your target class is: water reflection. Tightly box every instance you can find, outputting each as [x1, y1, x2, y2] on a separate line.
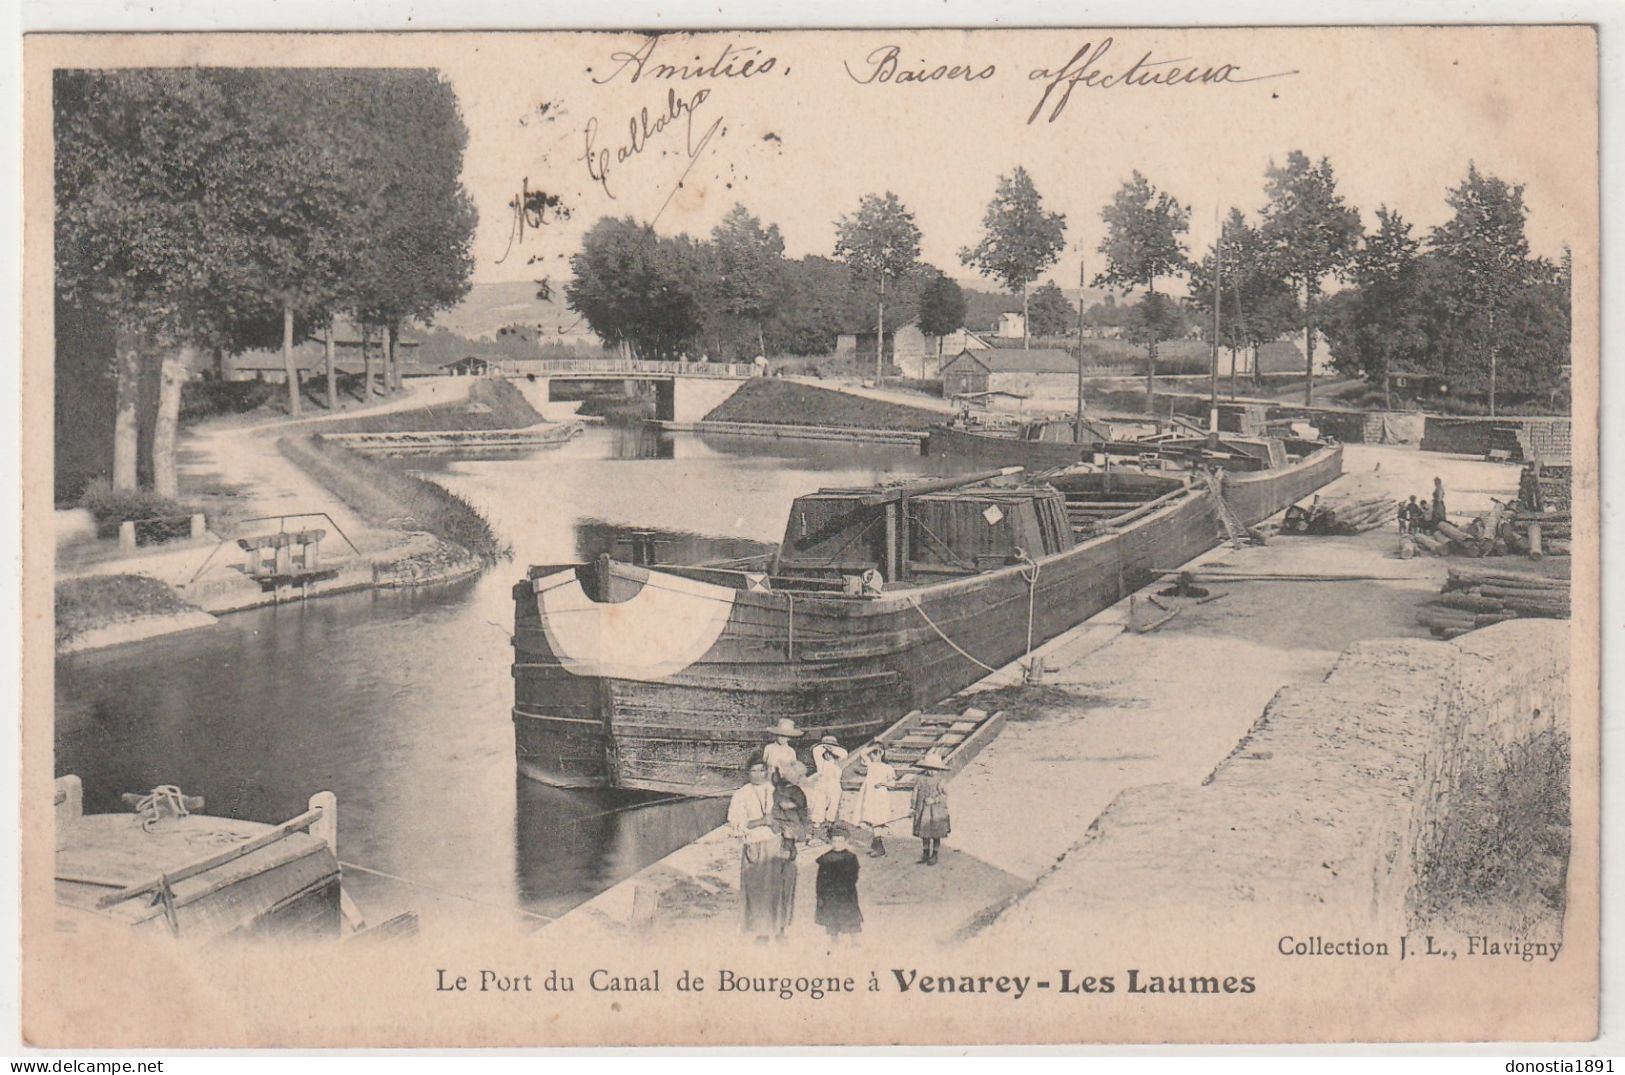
[56, 425, 966, 918]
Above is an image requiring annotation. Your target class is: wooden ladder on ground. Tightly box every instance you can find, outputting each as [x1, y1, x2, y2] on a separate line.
[1202, 470, 1248, 549]
[840, 707, 1007, 792]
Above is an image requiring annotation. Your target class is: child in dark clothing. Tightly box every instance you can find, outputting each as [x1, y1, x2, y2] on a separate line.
[814, 826, 863, 945]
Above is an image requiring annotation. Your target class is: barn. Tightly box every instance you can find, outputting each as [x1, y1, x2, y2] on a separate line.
[940, 347, 1080, 400]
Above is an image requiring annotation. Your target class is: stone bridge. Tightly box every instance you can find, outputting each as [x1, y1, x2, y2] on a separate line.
[494, 358, 754, 422]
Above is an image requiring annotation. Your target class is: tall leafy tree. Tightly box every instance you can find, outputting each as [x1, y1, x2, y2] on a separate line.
[565, 217, 709, 360]
[1187, 208, 1300, 389]
[1426, 163, 1532, 416]
[1258, 151, 1362, 406]
[346, 71, 477, 398]
[1316, 208, 1427, 407]
[1025, 281, 1075, 337]
[915, 272, 968, 377]
[55, 70, 243, 491]
[834, 192, 922, 381]
[55, 68, 480, 496]
[1093, 171, 1190, 411]
[959, 167, 1067, 350]
[711, 205, 786, 357]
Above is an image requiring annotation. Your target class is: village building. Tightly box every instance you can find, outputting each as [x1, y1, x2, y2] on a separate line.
[834, 319, 993, 375]
[939, 347, 1085, 401]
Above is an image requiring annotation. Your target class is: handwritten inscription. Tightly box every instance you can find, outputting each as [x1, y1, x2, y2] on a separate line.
[1027, 38, 1297, 123]
[592, 36, 781, 85]
[844, 46, 997, 85]
[497, 180, 571, 264]
[583, 87, 723, 207]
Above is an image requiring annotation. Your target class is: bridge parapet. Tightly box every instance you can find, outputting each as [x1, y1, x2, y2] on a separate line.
[503, 358, 752, 379]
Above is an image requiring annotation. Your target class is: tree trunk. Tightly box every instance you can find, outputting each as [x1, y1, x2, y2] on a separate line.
[384, 325, 396, 393]
[282, 302, 302, 417]
[1021, 282, 1030, 350]
[111, 325, 142, 492]
[1382, 365, 1392, 411]
[1487, 310, 1498, 417]
[151, 342, 191, 499]
[325, 322, 338, 410]
[876, 278, 886, 383]
[757, 323, 766, 359]
[1144, 282, 1157, 415]
[1303, 283, 1315, 408]
[362, 325, 374, 399]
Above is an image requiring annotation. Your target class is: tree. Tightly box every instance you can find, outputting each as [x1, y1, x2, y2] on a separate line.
[55, 69, 479, 497]
[1026, 281, 1074, 337]
[834, 192, 921, 381]
[1258, 151, 1362, 406]
[711, 205, 786, 357]
[1093, 171, 1190, 411]
[55, 70, 239, 491]
[916, 273, 968, 378]
[1426, 163, 1532, 416]
[1315, 208, 1426, 407]
[565, 217, 710, 360]
[959, 167, 1067, 349]
[1187, 209, 1300, 391]
[346, 71, 477, 398]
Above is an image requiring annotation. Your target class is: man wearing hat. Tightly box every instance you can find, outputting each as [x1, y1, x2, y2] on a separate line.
[808, 734, 849, 839]
[762, 718, 804, 783]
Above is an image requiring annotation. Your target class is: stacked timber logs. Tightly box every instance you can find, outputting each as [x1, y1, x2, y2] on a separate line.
[1408, 503, 1571, 560]
[1417, 564, 1570, 638]
[1281, 494, 1398, 535]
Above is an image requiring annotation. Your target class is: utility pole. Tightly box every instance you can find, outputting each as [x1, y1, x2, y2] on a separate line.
[1209, 206, 1221, 445]
[1075, 253, 1087, 444]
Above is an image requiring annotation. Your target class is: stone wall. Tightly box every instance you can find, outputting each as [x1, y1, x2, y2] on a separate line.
[991, 619, 1568, 931]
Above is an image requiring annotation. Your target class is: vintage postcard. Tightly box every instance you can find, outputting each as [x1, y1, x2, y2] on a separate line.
[19, 25, 1599, 1047]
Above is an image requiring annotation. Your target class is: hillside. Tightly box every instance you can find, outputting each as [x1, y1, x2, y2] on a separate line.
[424, 280, 595, 343]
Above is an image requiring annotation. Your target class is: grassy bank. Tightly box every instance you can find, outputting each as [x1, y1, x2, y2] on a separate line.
[278, 434, 506, 562]
[313, 378, 544, 433]
[1415, 729, 1571, 934]
[56, 575, 200, 647]
[704, 378, 943, 431]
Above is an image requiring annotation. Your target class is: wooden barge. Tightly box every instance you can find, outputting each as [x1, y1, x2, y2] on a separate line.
[511, 436, 1343, 796]
[53, 776, 375, 941]
[924, 417, 1115, 469]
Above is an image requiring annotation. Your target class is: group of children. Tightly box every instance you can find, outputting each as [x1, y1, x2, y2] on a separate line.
[738, 718, 955, 944]
[1399, 477, 1449, 535]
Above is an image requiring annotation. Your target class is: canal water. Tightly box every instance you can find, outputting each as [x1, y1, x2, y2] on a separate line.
[54, 425, 951, 921]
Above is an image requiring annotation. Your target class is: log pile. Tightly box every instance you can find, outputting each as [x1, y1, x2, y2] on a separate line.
[1408, 506, 1571, 560]
[1281, 494, 1397, 535]
[1416, 565, 1570, 639]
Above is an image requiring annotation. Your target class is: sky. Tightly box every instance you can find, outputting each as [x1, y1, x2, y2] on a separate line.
[420, 26, 1595, 290]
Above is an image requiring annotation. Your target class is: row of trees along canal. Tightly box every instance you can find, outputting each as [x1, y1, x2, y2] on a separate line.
[566, 153, 1570, 416]
[54, 69, 478, 497]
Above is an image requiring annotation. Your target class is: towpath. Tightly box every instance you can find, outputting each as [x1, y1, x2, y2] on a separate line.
[59, 377, 475, 594]
[541, 445, 1522, 948]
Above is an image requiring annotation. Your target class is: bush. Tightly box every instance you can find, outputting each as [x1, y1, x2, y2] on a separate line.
[180, 377, 278, 423]
[76, 479, 201, 543]
[278, 435, 506, 562]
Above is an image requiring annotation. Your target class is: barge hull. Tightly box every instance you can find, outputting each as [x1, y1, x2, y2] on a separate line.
[512, 444, 1343, 795]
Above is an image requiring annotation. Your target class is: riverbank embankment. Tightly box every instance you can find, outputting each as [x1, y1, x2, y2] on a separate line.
[54, 376, 572, 653]
[543, 446, 1555, 946]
